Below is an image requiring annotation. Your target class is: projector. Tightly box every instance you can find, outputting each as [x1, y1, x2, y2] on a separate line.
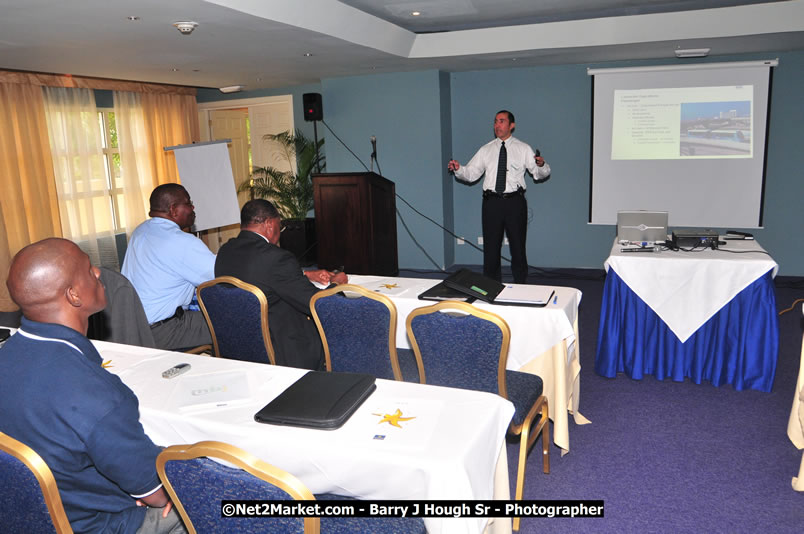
[672, 229, 720, 249]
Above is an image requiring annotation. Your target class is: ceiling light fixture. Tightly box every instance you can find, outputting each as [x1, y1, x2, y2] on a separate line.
[173, 21, 199, 35]
[411, 11, 421, 16]
[303, 52, 313, 57]
[674, 48, 710, 58]
[219, 85, 243, 94]
[127, 16, 140, 22]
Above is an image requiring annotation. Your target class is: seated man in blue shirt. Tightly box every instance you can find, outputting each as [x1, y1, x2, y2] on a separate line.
[0, 238, 185, 534]
[122, 183, 214, 350]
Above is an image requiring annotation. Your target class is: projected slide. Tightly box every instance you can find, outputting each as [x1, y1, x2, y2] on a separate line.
[589, 60, 774, 227]
[612, 86, 753, 160]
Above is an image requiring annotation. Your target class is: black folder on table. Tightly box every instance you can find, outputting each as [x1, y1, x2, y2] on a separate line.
[418, 280, 476, 303]
[254, 371, 376, 430]
[442, 269, 504, 303]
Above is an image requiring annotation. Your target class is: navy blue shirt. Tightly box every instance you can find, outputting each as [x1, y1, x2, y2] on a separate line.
[0, 318, 163, 534]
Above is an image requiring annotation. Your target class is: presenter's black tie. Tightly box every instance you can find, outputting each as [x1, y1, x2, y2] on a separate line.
[495, 141, 507, 193]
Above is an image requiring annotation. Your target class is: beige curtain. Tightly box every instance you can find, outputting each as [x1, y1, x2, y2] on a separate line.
[141, 93, 201, 187]
[113, 91, 200, 237]
[0, 202, 15, 311]
[42, 86, 119, 269]
[0, 82, 62, 311]
[0, 70, 197, 95]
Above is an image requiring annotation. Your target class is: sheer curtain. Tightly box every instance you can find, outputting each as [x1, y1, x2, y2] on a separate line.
[113, 91, 156, 234]
[42, 86, 119, 269]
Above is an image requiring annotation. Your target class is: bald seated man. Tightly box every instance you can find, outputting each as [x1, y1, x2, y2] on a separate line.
[0, 238, 186, 534]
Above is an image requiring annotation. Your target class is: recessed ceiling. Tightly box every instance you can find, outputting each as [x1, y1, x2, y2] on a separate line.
[0, 0, 801, 90]
[338, 0, 786, 32]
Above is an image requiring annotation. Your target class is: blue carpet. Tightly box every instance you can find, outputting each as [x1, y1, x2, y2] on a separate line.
[491, 271, 804, 534]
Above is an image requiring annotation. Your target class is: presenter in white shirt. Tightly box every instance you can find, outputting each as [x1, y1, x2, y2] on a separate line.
[448, 110, 551, 283]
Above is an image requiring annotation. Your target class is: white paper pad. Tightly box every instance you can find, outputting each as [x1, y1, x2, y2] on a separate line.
[495, 285, 554, 304]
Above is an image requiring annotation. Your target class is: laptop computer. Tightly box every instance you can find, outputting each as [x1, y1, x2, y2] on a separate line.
[616, 211, 668, 244]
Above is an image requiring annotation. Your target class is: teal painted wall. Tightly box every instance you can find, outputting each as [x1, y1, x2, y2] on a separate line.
[322, 70, 451, 270]
[450, 53, 804, 274]
[199, 51, 804, 275]
[450, 63, 602, 268]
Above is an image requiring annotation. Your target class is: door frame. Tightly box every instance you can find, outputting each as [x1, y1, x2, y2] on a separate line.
[197, 94, 295, 142]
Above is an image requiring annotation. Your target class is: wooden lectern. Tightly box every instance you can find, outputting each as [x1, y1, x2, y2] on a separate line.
[312, 172, 398, 276]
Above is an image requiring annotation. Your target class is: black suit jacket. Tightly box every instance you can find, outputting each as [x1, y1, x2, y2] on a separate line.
[215, 231, 325, 370]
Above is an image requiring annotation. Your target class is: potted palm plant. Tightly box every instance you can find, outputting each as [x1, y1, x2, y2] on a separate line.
[239, 129, 324, 265]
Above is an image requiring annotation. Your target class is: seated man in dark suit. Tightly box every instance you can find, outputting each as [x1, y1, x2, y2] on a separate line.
[215, 200, 346, 370]
[0, 238, 184, 534]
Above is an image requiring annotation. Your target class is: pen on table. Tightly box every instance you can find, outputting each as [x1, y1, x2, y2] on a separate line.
[553, 295, 558, 305]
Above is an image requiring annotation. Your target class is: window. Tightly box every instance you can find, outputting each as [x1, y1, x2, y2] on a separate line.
[98, 109, 126, 232]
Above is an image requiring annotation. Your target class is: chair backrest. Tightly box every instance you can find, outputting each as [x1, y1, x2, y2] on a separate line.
[87, 267, 156, 348]
[0, 432, 73, 534]
[157, 441, 318, 534]
[197, 276, 276, 365]
[310, 284, 411, 380]
[406, 301, 510, 398]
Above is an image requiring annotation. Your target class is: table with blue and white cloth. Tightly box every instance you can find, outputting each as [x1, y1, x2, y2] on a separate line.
[595, 238, 778, 392]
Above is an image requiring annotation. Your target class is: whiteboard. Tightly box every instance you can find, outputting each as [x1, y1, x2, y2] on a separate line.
[172, 142, 240, 232]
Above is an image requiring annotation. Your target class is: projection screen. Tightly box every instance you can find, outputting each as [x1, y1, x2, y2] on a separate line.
[588, 60, 777, 228]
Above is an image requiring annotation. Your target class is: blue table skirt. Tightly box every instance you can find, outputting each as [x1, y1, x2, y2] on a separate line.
[595, 269, 778, 392]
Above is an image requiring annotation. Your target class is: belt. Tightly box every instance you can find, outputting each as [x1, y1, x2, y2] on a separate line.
[150, 306, 184, 328]
[483, 188, 524, 199]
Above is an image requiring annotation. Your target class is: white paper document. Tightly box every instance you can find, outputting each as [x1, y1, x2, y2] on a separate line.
[171, 370, 253, 412]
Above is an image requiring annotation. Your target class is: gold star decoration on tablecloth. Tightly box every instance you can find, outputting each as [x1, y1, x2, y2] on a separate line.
[379, 283, 399, 289]
[101, 360, 113, 368]
[373, 409, 416, 428]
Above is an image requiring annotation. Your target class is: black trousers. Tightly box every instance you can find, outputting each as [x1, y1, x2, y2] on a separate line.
[481, 193, 528, 283]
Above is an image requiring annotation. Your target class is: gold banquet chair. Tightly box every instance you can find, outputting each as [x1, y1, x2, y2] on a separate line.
[0, 432, 73, 534]
[196, 276, 276, 365]
[157, 441, 426, 534]
[157, 441, 318, 534]
[406, 301, 549, 531]
[310, 284, 422, 382]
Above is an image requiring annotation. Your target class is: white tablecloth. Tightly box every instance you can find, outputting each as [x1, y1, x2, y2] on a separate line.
[605, 238, 778, 342]
[95, 340, 514, 534]
[347, 275, 590, 454]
